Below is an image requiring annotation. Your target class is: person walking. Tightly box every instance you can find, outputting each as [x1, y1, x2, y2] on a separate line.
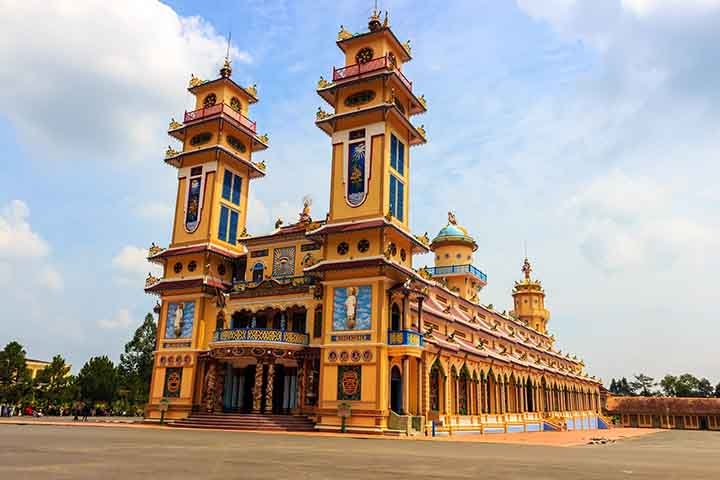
[82, 402, 89, 422]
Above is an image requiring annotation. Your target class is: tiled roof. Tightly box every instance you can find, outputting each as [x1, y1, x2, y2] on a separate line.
[605, 396, 720, 414]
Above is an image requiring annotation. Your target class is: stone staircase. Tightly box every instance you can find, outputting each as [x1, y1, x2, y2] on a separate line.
[171, 412, 316, 432]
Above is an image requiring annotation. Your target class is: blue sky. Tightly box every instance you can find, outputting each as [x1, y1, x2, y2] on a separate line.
[1, 0, 718, 384]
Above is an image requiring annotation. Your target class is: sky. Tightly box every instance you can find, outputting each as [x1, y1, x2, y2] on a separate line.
[0, 0, 718, 384]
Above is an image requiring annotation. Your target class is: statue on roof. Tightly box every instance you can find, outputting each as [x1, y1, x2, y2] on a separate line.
[299, 195, 312, 224]
[447, 211, 457, 225]
[522, 257, 532, 280]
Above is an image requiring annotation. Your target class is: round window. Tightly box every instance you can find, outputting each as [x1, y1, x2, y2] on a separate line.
[173, 262, 182, 273]
[230, 96, 242, 112]
[188, 260, 197, 272]
[337, 242, 349, 255]
[203, 93, 217, 108]
[355, 47, 374, 64]
[400, 249, 407, 261]
[217, 264, 227, 276]
[357, 239, 370, 252]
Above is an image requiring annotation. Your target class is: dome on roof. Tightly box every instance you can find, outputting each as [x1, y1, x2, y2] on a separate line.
[430, 212, 477, 250]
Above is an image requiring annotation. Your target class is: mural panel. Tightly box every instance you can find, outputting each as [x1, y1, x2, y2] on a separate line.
[333, 285, 371, 331]
[272, 246, 296, 277]
[337, 365, 361, 401]
[163, 367, 182, 398]
[347, 140, 367, 206]
[166, 301, 195, 339]
[185, 175, 202, 232]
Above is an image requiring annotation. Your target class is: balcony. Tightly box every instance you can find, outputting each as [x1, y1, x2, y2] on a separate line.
[213, 328, 309, 347]
[332, 55, 412, 91]
[184, 103, 257, 133]
[425, 264, 488, 283]
[388, 329, 424, 347]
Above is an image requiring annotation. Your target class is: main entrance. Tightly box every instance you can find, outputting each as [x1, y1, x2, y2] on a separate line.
[221, 363, 299, 414]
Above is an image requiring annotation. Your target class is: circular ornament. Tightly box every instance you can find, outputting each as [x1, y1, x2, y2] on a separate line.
[173, 262, 182, 273]
[357, 239, 370, 253]
[400, 249, 407, 261]
[351, 350, 361, 362]
[203, 93, 217, 108]
[362, 350, 372, 361]
[230, 96, 242, 112]
[339, 351, 350, 362]
[188, 260, 197, 272]
[355, 47, 374, 64]
[337, 242, 349, 255]
[218, 264, 227, 276]
[328, 351, 338, 362]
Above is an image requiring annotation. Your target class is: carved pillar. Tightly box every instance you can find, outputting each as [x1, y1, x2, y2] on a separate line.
[416, 357, 423, 416]
[402, 357, 410, 415]
[296, 358, 305, 410]
[265, 362, 275, 414]
[215, 365, 225, 413]
[252, 361, 264, 413]
[203, 360, 218, 413]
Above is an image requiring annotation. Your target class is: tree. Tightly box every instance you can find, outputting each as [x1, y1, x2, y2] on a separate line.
[675, 374, 701, 397]
[609, 378, 618, 394]
[660, 375, 678, 396]
[697, 378, 714, 398]
[618, 377, 633, 396]
[630, 374, 655, 396]
[118, 313, 156, 406]
[77, 356, 118, 404]
[0, 341, 31, 404]
[35, 355, 72, 406]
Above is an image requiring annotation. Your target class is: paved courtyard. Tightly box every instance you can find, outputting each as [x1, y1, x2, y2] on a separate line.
[0, 425, 717, 479]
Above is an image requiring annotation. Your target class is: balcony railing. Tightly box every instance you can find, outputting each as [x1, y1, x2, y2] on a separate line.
[388, 329, 424, 347]
[184, 103, 257, 133]
[233, 274, 315, 289]
[213, 328, 309, 346]
[425, 264, 488, 283]
[333, 55, 412, 91]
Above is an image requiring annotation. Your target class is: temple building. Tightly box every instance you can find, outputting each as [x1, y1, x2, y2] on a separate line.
[144, 9, 604, 434]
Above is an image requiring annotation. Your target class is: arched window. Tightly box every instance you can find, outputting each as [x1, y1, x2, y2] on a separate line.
[391, 303, 401, 331]
[459, 367, 469, 415]
[215, 311, 225, 331]
[252, 263, 264, 283]
[231, 311, 251, 329]
[430, 363, 441, 412]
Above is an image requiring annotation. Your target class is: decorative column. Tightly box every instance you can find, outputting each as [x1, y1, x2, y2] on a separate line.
[265, 362, 275, 414]
[402, 356, 410, 415]
[417, 358, 423, 416]
[296, 358, 305, 411]
[252, 361, 264, 413]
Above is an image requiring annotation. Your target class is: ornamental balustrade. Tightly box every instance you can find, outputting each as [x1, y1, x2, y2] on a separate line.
[387, 329, 424, 347]
[332, 55, 412, 91]
[424, 264, 488, 283]
[184, 103, 257, 133]
[213, 327, 309, 346]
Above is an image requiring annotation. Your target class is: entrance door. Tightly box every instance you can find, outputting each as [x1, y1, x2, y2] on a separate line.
[700, 416, 709, 430]
[272, 364, 285, 414]
[390, 366, 402, 414]
[241, 365, 256, 413]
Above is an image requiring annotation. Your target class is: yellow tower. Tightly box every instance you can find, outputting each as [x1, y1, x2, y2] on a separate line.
[511, 258, 550, 333]
[144, 55, 269, 419]
[428, 212, 487, 302]
[308, 9, 429, 431]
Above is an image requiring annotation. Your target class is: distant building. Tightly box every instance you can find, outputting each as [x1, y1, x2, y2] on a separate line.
[605, 396, 720, 430]
[25, 359, 51, 379]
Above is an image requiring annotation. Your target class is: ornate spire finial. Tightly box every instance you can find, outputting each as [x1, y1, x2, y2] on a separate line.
[368, 1, 382, 32]
[220, 32, 232, 78]
[448, 211, 457, 225]
[383, 10, 389, 28]
[522, 257, 532, 280]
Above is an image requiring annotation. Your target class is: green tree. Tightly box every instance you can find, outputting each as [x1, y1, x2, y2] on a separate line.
[659, 375, 678, 396]
[118, 313, 157, 406]
[617, 377, 633, 396]
[77, 356, 118, 404]
[35, 355, 72, 407]
[0, 341, 31, 404]
[609, 378, 618, 394]
[630, 373, 655, 396]
[675, 374, 700, 397]
[697, 378, 714, 397]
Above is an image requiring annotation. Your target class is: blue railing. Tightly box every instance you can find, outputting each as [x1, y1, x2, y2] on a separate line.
[424, 264, 487, 283]
[388, 330, 424, 347]
[213, 328, 309, 346]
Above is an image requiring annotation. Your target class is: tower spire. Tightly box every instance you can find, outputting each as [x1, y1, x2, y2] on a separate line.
[220, 31, 232, 78]
[368, 0, 382, 31]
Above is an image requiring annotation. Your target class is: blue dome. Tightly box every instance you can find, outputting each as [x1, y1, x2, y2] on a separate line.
[436, 225, 466, 238]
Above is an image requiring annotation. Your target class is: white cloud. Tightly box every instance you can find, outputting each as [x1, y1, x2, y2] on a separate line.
[0, 0, 252, 161]
[0, 200, 50, 259]
[622, 0, 720, 16]
[97, 308, 134, 329]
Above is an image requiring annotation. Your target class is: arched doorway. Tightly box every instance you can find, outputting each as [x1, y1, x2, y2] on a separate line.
[390, 366, 402, 413]
[430, 362, 442, 412]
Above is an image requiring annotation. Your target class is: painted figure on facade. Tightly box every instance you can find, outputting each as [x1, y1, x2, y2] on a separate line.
[173, 303, 184, 337]
[333, 286, 371, 331]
